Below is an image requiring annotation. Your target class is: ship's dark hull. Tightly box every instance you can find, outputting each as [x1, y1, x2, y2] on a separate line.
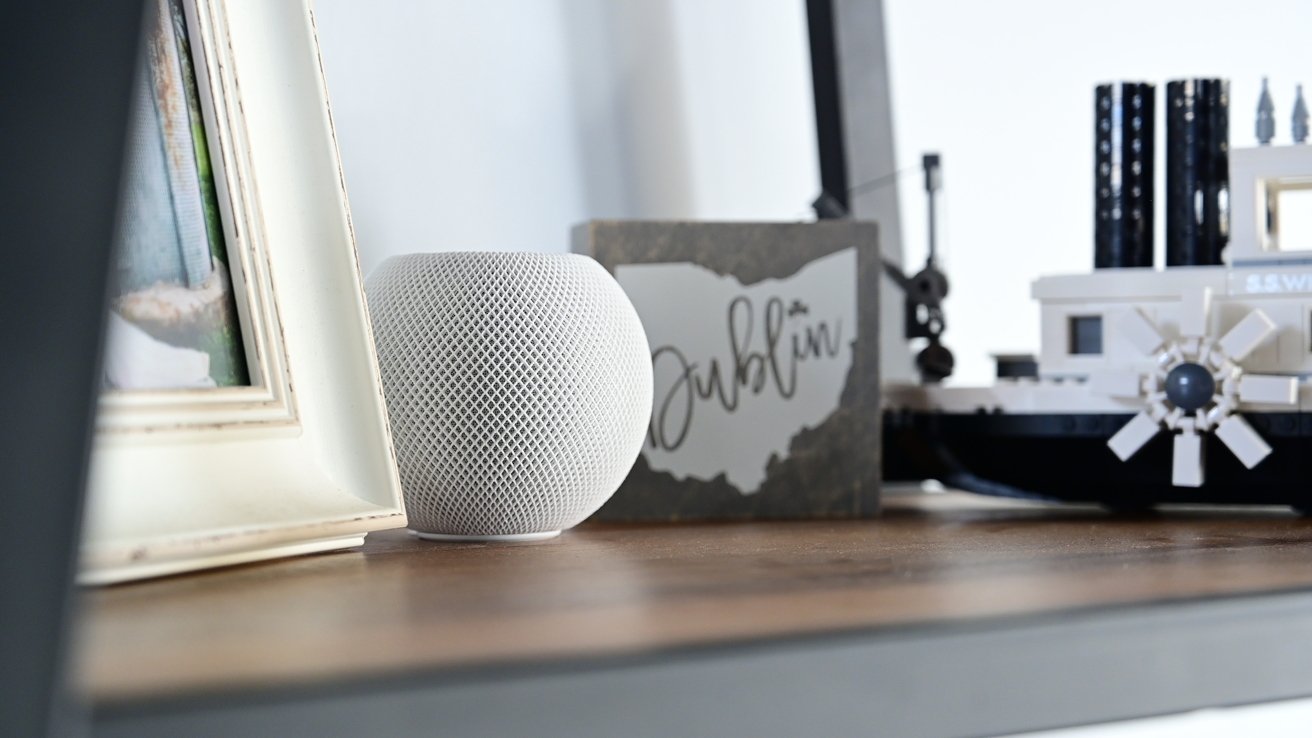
[883, 410, 1312, 508]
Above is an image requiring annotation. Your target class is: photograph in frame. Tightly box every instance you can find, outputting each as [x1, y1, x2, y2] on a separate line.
[107, 0, 248, 391]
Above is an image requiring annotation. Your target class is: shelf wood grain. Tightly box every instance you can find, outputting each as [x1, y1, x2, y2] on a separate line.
[78, 493, 1312, 703]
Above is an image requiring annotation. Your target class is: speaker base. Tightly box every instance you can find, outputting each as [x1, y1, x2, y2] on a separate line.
[411, 530, 563, 543]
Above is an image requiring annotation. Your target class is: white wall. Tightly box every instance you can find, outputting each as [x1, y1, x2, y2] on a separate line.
[313, 1, 588, 272]
[314, 0, 819, 279]
[316, 0, 1312, 386]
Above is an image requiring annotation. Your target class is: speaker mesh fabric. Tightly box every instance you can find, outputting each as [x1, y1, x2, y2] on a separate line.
[366, 252, 653, 537]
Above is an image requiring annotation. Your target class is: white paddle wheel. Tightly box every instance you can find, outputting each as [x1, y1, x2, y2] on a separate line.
[1092, 287, 1299, 487]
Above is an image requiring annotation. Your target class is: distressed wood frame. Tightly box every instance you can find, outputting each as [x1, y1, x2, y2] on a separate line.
[81, 0, 405, 584]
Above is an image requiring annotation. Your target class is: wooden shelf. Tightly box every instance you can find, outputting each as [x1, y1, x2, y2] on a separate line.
[80, 492, 1312, 736]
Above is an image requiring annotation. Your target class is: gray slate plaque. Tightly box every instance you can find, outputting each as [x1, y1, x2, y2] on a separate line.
[573, 220, 881, 521]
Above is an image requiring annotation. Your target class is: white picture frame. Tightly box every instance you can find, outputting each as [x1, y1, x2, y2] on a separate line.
[81, 0, 405, 584]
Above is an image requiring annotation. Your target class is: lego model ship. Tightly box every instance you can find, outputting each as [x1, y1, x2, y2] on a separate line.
[884, 79, 1312, 508]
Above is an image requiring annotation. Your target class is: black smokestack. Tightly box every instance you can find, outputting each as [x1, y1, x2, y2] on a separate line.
[1166, 79, 1230, 267]
[1095, 82, 1156, 269]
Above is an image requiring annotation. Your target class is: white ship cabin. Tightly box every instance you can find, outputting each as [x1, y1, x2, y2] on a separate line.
[1037, 144, 1312, 383]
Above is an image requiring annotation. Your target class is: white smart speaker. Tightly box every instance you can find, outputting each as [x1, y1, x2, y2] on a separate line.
[365, 252, 653, 541]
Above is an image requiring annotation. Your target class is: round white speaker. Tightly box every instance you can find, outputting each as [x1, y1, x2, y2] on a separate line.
[365, 252, 653, 541]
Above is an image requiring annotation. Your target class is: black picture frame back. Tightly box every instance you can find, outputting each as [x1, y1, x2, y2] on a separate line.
[806, 0, 850, 217]
[0, 2, 144, 736]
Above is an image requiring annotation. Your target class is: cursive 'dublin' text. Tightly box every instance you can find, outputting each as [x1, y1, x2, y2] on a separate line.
[648, 295, 844, 452]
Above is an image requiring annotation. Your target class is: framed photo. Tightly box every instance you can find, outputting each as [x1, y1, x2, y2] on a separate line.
[81, 0, 405, 584]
